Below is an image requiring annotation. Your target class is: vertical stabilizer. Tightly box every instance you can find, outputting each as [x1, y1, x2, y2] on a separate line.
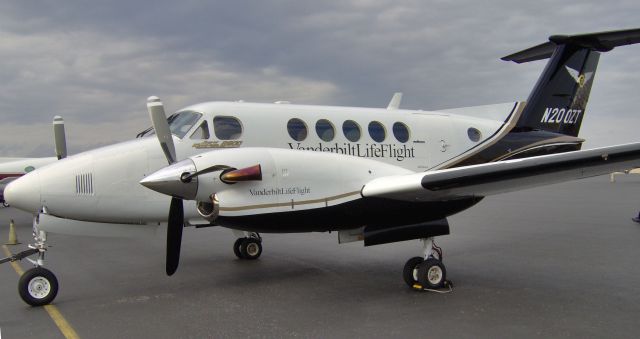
[502, 28, 640, 137]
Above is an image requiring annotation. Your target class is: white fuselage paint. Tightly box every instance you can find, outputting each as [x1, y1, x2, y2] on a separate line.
[8, 101, 517, 226]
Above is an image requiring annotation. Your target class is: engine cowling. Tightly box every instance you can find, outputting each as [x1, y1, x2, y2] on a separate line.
[184, 148, 412, 217]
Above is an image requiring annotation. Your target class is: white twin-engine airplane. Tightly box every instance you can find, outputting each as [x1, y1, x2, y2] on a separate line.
[4, 28, 640, 306]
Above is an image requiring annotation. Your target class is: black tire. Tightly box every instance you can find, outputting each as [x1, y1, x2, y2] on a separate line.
[403, 257, 424, 288]
[240, 238, 262, 260]
[233, 238, 245, 259]
[18, 267, 59, 307]
[2, 202, 8, 207]
[417, 258, 446, 289]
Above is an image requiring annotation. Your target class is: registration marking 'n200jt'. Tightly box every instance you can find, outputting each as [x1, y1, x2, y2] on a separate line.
[541, 108, 582, 124]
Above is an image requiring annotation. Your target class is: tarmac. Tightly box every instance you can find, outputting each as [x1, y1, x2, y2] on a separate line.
[1, 174, 640, 338]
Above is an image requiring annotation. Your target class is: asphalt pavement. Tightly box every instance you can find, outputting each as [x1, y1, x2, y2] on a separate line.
[1, 175, 640, 338]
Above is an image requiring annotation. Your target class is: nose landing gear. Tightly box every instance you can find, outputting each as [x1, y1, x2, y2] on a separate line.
[1, 217, 59, 306]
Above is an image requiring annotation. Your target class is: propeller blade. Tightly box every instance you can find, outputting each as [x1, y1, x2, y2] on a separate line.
[147, 96, 177, 164]
[166, 197, 184, 276]
[53, 116, 67, 160]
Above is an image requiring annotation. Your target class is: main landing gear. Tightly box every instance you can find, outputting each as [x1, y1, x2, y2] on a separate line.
[402, 237, 450, 291]
[1, 219, 59, 306]
[232, 231, 263, 260]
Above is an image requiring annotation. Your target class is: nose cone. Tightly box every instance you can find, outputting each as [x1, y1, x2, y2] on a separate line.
[140, 159, 197, 199]
[5, 172, 41, 213]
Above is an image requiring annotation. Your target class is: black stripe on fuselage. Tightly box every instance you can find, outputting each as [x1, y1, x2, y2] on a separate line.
[449, 129, 583, 167]
[215, 196, 483, 233]
[430, 102, 520, 170]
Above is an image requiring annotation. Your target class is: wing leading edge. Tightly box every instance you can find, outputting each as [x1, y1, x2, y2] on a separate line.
[362, 142, 640, 201]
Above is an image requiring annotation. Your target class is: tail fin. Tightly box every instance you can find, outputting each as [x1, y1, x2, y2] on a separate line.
[502, 28, 640, 137]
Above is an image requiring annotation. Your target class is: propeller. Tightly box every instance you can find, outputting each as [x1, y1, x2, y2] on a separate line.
[146, 96, 183, 276]
[148, 96, 177, 165]
[53, 116, 67, 160]
[166, 196, 184, 275]
[144, 96, 264, 276]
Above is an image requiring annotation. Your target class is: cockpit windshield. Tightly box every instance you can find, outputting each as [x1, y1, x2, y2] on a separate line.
[136, 110, 203, 139]
[168, 111, 203, 138]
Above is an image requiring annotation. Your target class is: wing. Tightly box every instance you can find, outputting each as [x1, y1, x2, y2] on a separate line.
[362, 142, 640, 201]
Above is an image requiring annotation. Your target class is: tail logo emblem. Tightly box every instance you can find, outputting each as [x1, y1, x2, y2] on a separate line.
[565, 66, 592, 88]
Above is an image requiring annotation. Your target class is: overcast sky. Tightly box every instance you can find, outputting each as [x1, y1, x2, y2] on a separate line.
[0, 1, 638, 156]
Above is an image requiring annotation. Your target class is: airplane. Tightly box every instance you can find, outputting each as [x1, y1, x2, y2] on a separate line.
[0, 116, 66, 206]
[4, 28, 640, 307]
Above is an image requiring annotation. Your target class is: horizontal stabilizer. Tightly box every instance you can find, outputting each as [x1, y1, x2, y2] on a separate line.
[502, 28, 640, 63]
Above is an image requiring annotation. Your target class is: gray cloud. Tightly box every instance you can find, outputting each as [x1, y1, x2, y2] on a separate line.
[0, 0, 638, 156]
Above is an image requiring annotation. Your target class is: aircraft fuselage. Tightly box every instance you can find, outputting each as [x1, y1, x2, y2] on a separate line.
[7, 101, 515, 230]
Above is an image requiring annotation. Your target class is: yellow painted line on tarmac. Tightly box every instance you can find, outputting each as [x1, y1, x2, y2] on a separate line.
[2, 245, 80, 339]
[43, 305, 80, 339]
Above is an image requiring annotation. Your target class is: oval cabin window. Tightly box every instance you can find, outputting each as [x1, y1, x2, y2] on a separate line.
[287, 118, 308, 141]
[392, 122, 410, 143]
[316, 119, 335, 142]
[467, 127, 481, 142]
[368, 121, 386, 142]
[342, 120, 361, 142]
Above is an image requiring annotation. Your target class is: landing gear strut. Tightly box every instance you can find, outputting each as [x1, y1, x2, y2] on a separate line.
[233, 232, 262, 260]
[402, 237, 448, 290]
[1, 217, 59, 306]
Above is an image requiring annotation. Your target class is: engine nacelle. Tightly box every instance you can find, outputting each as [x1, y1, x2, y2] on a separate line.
[188, 148, 412, 217]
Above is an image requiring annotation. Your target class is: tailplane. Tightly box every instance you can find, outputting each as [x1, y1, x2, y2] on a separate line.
[503, 28, 640, 137]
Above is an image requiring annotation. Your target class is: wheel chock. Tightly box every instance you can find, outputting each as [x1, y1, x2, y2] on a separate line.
[412, 281, 454, 293]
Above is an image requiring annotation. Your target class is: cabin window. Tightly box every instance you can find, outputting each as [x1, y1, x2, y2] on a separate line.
[368, 121, 386, 142]
[342, 120, 361, 142]
[213, 116, 243, 140]
[190, 120, 210, 139]
[467, 127, 481, 142]
[169, 111, 203, 138]
[315, 119, 335, 142]
[287, 118, 308, 141]
[392, 122, 410, 143]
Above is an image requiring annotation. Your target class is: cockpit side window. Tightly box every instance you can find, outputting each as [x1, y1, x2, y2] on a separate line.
[169, 111, 203, 138]
[190, 120, 210, 140]
[214, 116, 243, 140]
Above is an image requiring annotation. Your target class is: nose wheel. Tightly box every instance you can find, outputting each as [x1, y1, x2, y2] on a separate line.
[18, 266, 59, 306]
[233, 232, 262, 260]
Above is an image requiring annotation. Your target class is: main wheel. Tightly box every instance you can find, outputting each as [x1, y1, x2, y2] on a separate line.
[233, 238, 245, 259]
[18, 267, 59, 306]
[240, 238, 262, 260]
[2, 202, 8, 207]
[417, 258, 446, 289]
[402, 257, 424, 288]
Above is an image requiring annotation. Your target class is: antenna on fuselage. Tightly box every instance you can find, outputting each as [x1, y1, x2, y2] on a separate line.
[387, 92, 403, 110]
